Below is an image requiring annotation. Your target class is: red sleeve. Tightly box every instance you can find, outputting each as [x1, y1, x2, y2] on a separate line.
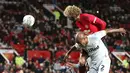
[88, 14, 106, 30]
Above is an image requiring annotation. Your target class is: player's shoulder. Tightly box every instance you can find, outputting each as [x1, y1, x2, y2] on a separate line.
[80, 13, 94, 16]
[79, 13, 88, 20]
[80, 13, 94, 20]
[87, 34, 97, 41]
[88, 30, 106, 39]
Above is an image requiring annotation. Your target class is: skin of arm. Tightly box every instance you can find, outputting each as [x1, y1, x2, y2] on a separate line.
[83, 28, 126, 38]
[63, 43, 79, 61]
[105, 28, 126, 34]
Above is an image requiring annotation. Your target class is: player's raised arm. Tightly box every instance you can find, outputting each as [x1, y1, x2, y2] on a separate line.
[63, 43, 79, 61]
[75, 28, 126, 45]
[88, 28, 126, 39]
[105, 28, 126, 34]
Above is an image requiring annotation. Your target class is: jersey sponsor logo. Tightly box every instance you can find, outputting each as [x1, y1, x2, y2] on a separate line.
[87, 45, 99, 52]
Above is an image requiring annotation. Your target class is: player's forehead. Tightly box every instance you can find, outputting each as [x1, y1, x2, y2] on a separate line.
[75, 32, 85, 41]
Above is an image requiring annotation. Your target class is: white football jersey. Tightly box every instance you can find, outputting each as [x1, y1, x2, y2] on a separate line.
[81, 30, 109, 62]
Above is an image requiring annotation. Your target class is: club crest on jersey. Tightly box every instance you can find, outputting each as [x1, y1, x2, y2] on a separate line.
[85, 25, 88, 28]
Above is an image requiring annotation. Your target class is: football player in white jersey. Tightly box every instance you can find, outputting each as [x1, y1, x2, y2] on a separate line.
[64, 28, 126, 73]
[75, 28, 126, 73]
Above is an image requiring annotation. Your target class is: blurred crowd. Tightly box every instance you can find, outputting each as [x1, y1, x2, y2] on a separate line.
[0, 0, 130, 73]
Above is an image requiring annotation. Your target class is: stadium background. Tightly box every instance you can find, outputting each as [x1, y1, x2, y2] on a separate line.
[0, 0, 130, 73]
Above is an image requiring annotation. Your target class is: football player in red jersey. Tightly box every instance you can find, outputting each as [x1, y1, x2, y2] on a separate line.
[63, 5, 106, 34]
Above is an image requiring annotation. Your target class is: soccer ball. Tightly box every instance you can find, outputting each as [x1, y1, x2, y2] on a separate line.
[22, 15, 35, 27]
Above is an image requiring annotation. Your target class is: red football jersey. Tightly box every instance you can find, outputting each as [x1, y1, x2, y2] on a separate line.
[76, 13, 106, 33]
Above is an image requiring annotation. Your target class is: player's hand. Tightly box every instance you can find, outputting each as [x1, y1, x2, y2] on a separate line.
[66, 62, 75, 68]
[119, 28, 126, 34]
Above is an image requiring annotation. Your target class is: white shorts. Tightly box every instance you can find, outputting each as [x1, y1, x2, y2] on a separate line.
[87, 57, 111, 73]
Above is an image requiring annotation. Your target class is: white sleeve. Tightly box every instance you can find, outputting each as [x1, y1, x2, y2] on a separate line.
[90, 30, 106, 39]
